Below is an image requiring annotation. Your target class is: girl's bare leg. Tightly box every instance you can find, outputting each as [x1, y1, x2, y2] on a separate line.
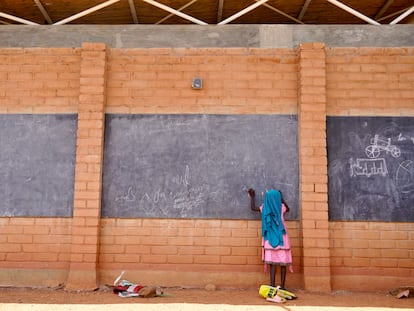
[281, 266, 286, 289]
[269, 264, 276, 287]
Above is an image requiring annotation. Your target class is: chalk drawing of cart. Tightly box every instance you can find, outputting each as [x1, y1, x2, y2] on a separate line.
[349, 158, 388, 177]
[365, 135, 401, 158]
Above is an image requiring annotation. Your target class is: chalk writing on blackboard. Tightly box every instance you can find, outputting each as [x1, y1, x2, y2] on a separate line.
[365, 135, 401, 158]
[172, 165, 190, 186]
[350, 158, 388, 177]
[138, 164, 208, 218]
[102, 114, 299, 219]
[0, 114, 77, 217]
[397, 132, 414, 143]
[395, 160, 414, 194]
[349, 134, 404, 178]
[327, 116, 414, 222]
[115, 186, 136, 202]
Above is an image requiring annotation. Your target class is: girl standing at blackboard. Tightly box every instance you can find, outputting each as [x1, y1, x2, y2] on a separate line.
[248, 188, 293, 289]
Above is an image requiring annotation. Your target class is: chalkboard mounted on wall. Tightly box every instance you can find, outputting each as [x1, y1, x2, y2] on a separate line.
[327, 116, 414, 222]
[0, 114, 78, 217]
[102, 114, 299, 220]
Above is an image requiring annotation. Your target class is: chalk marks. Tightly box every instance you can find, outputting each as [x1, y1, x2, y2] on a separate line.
[102, 114, 299, 219]
[397, 132, 414, 144]
[350, 158, 388, 177]
[172, 165, 190, 186]
[395, 160, 414, 194]
[0, 114, 77, 217]
[115, 186, 136, 202]
[365, 135, 401, 158]
[350, 134, 403, 178]
[116, 165, 207, 217]
[327, 116, 414, 222]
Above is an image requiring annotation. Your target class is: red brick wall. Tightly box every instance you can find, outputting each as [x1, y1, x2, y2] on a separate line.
[0, 44, 413, 291]
[100, 47, 302, 289]
[106, 47, 298, 114]
[0, 48, 80, 113]
[98, 219, 302, 288]
[0, 47, 80, 286]
[66, 43, 107, 290]
[326, 47, 414, 115]
[330, 222, 414, 291]
[326, 47, 414, 290]
[297, 43, 330, 292]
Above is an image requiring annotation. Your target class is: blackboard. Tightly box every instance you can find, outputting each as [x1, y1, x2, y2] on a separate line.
[327, 116, 414, 222]
[102, 114, 299, 219]
[0, 114, 78, 217]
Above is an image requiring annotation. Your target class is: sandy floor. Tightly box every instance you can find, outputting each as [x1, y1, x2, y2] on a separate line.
[0, 286, 413, 311]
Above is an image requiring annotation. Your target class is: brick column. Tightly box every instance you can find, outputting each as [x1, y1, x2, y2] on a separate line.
[297, 43, 331, 292]
[66, 43, 107, 290]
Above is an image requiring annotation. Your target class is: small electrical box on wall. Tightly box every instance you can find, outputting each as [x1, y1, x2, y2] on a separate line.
[191, 77, 203, 90]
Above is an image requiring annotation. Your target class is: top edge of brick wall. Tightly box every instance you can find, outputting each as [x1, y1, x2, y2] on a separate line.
[108, 47, 296, 56]
[0, 25, 413, 48]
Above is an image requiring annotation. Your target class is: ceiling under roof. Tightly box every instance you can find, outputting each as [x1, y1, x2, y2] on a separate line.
[0, 0, 413, 26]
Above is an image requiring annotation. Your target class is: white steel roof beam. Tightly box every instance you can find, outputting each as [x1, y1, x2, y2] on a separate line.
[259, 0, 304, 24]
[142, 0, 207, 25]
[390, 5, 414, 24]
[128, 0, 139, 23]
[156, 0, 198, 24]
[298, 0, 312, 21]
[217, 0, 224, 23]
[218, 0, 269, 25]
[375, 0, 394, 20]
[377, 6, 411, 22]
[34, 0, 53, 24]
[53, 0, 121, 25]
[326, 0, 380, 25]
[0, 12, 39, 25]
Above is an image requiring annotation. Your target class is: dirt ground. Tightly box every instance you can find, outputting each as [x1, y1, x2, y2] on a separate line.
[0, 286, 413, 310]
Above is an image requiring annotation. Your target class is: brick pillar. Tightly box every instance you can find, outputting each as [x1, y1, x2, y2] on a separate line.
[297, 43, 331, 292]
[66, 43, 107, 290]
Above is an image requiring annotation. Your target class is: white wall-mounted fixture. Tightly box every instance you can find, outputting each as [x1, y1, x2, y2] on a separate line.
[192, 78, 203, 90]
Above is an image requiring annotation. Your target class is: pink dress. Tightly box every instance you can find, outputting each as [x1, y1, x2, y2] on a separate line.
[260, 204, 292, 267]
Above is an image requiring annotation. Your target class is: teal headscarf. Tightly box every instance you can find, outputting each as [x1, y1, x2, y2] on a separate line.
[261, 189, 286, 248]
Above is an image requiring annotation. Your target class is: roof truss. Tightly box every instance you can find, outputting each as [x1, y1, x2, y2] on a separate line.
[0, 0, 413, 26]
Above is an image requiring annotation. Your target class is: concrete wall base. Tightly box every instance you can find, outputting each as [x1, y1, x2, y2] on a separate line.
[99, 269, 304, 290]
[0, 269, 67, 288]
